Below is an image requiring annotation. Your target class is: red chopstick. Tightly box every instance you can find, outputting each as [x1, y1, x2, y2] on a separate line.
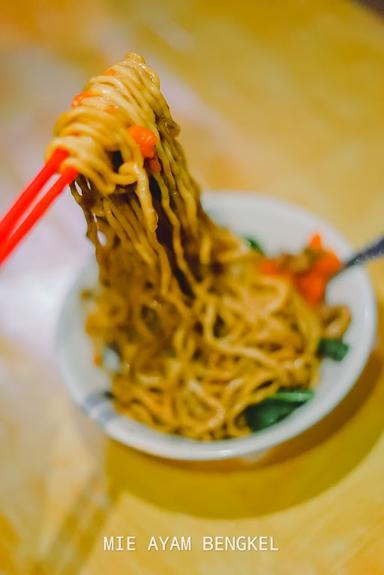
[0, 148, 78, 266]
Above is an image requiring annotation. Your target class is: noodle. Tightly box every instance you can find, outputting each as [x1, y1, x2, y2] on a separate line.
[49, 53, 347, 439]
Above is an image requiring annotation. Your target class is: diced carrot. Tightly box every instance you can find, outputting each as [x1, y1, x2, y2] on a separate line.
[128, 125, 157, 158]
[148, 156, 161, 173]
[260, 259, 281, 275]
[71, 90, 94, 107]
[104, 67, 118, 76]
[295, 271, 326, 305]
[313, 251, 342, 277]
[308, 233, 323, 251]
[260, 259, 292, 281]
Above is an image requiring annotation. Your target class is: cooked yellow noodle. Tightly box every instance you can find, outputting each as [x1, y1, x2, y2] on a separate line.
[49, 52, 336, 439]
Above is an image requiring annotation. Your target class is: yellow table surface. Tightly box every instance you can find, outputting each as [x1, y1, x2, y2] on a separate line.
[1, 1, 384, 573]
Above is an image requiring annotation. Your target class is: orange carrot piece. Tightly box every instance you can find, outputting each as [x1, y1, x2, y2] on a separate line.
[260, 259, 281, 275]
[148, 156, 161, 172]
[260, 259, 292, 281]
[313, 251, 342, 277]
[309, 233, 323, 251]
[295, 271, 326, 305]
[71, 90, 94, 107]
[128, 125, 157, 158]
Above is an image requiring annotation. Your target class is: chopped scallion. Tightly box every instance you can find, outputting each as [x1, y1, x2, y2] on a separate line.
[245, 236, 265, 255]
[245, 388, 314, 431]
[317, 338, 349, 361]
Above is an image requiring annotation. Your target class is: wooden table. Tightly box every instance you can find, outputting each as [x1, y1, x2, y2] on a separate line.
[1, 1, 384, 573]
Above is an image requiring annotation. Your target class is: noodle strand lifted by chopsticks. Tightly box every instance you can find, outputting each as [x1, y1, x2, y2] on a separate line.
[49, 53, 324, 439]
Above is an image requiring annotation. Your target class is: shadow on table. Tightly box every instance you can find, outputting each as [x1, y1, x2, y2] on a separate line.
[103, 304, 384, 520]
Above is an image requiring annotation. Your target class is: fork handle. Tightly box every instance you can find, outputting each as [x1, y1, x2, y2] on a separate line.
[343, 234, 384, 269]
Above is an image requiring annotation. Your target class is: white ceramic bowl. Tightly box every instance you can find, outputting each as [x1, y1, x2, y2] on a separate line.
[56, 191, 376, 460]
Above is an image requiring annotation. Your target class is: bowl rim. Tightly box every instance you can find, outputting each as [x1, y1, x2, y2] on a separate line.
[56, 191, 377, 460]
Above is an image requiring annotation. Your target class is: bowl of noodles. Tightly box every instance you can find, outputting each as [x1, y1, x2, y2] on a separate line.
[57, 191, 376, 460]
[51, 53, 376, 460]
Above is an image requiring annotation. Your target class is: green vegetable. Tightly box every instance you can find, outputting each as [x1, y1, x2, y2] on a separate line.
[245, 236, 265, 255]
[317, 338, 349, 361]
[245, 399, 296, 431]
[244, 388, 314, 431]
